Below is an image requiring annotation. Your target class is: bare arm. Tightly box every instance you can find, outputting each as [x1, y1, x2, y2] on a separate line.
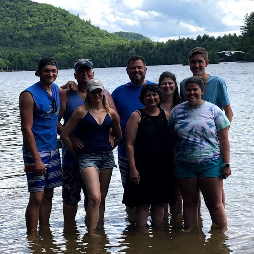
[109, 108, 122, 149]
[218, 127, 231, 178]
[223, 104, 233, 123]
[125, 111, 141, 184]
[106, 91, 117, 113]
[60, 106, 85, 156]
[19, 92, 46, 175]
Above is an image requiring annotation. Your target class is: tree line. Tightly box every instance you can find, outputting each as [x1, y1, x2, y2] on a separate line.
[0, 0, 253, 71]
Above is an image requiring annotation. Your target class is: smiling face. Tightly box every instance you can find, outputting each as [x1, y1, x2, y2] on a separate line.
[38, 65, 58, 85]
[126, 59, 147, 84]
[185, 82, 204, 106]
[74, 66, 94, 85]
[143, 89, 160, 107]
[189, 53, 209, 77]
[88, 88, 104, 102]
[159, 77, 176, 97]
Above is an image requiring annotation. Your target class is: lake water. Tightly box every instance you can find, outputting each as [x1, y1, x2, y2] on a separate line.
[0, 62, 254, 253]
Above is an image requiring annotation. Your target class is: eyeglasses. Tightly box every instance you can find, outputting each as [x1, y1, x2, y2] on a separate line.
[51, 98, 57, 113]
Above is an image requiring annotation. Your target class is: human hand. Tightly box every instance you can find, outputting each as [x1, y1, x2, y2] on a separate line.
[130, 169, 140, 184]
[70, 135, 84, 151]
[34, 160, 46, 176]
[221, 166, 231, 179]
[61, 81, 78, 91]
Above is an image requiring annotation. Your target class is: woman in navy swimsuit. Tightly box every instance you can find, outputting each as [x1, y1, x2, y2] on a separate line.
[61, 78, 122, 237]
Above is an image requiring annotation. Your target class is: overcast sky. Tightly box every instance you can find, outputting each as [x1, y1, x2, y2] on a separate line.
[32, 0, 254, 42]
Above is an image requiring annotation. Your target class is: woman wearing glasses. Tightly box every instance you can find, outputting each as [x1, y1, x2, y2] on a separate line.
[61, 78, 122, 237]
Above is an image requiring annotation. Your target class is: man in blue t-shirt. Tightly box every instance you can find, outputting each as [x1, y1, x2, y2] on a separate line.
[19, 57, 62, 240]
[180, 47, 233, 122]
[112, 55, 155, 188]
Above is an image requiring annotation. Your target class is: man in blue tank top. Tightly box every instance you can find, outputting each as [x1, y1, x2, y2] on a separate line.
[112, 55, 156, 189]
[19, 57, 62, 240]
[58, 59, 93, 228]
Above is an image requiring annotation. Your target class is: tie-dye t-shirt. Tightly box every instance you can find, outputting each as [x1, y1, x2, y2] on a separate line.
[168, 101, 230, 163]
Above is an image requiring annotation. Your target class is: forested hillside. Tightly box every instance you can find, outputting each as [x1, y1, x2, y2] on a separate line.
[113, 32, 151, 42]
[0, 0, 128, 70]
[0, 0, 253, 71]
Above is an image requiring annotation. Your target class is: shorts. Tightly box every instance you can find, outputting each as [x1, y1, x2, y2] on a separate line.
[118, 155, 129, 188]
[174, 157, 223, 179]
[79, 150, 116, 172]
[62, 165, 87, 205]
[23, 148, 62, 193]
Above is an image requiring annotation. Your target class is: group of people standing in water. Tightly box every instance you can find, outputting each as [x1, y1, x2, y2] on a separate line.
[19, 47, 232, 239]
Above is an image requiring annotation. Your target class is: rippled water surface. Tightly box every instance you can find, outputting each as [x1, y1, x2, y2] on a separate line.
[0, 62, 254, 253]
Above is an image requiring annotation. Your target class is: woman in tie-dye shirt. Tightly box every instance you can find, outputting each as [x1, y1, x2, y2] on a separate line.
[168, 76, 231, 233]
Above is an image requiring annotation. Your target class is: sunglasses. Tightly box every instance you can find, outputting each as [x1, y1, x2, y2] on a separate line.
[51, 98, 57, 113]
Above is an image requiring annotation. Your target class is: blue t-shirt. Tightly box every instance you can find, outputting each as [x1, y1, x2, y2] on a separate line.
[22, 82, 60, 152]
[168, 101, 230, 163]
[112, 80, 156, 157]
[180, 75, 230, 109]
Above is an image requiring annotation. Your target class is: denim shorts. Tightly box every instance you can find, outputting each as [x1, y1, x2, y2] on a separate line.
[79, 150, 116, 172]
[174, 157, 223, 179]
[23, 148, 62, 192]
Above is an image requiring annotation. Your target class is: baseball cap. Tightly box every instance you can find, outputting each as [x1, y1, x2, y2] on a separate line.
[87, 78, 104, 92]
[74, 59, 93, 71]
[188, 47, 208, 60]
[35, 57, 58, 76]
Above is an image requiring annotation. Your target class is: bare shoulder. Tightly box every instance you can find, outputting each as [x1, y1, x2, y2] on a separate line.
[74, 104, 87, 116]
[19, 91, 34, 106]
[129, 110, 141, 122]
[59, 87, 68, 99]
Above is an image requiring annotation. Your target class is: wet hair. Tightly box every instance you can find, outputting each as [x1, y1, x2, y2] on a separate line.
[127, 55, 146, 67]
[158, 71, 182, 107]
[185, 76, 205, 91]
[138, 84, 163, 105]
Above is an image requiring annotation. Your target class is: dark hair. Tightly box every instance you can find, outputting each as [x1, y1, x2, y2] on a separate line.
[158, 71, 182, 107]
[185, 76, 205, 91]
[38, 57, 58, 70]
[127, 55, 146, 67]
[138, 84, 163, 105]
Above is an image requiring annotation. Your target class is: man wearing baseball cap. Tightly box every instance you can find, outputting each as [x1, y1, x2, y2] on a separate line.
[19, 57, 62, 239]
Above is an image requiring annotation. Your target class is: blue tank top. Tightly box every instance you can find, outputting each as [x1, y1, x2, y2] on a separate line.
[62, 91, 84, 165]
[78, 112, 113, 154]
[22, 82, 59, 152]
